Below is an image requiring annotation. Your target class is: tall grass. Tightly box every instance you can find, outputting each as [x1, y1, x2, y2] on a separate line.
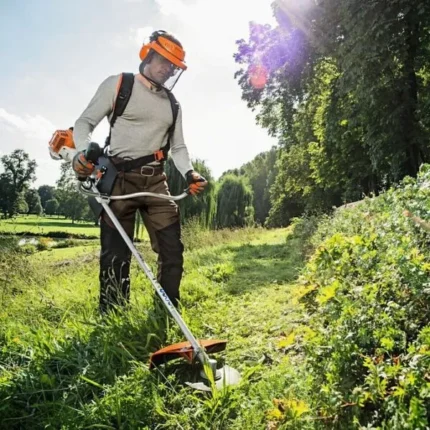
[0, 225, 309, 429]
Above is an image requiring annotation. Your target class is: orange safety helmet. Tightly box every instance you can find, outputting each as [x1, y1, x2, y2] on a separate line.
[139, 30, 187, 71]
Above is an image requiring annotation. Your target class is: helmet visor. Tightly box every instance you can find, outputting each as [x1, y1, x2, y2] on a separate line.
[144, 50, 184, 90]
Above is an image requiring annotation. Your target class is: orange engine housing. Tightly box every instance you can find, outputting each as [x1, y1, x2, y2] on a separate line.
[49, 128, 75, 156]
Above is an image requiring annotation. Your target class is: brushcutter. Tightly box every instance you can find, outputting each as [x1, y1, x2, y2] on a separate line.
[48, 130, 241, 391]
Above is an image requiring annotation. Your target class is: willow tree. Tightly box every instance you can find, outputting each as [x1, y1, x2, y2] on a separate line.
[215, 175, 254, 229]
[165, 158, 217, 228]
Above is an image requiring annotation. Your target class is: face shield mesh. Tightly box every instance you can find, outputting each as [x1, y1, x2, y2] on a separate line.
[142, 50, 184, 91]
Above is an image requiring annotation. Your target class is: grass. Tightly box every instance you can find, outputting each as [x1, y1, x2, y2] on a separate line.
[2, 169, 428, 429]
[0, 225, 310, 429]
[30, 244, 99, 262]
[0, 214, 100, 237]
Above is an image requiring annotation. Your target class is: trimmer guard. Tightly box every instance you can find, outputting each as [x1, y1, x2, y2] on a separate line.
[149, 339, 227, 369]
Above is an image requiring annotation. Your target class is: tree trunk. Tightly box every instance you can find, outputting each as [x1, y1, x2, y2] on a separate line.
[402, 12, 422, 177]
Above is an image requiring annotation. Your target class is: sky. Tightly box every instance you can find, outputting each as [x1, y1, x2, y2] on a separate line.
[0, 0, 277, 187]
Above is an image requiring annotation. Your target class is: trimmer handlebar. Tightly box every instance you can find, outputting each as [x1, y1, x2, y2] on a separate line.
[79, 142, 195, 200]
[108, 191, 189, 201]
[85, 142, 104, 163]
[79, 183, 189, 201]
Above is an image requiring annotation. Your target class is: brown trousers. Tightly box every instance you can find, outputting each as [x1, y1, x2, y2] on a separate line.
[99, 169, 184, 313]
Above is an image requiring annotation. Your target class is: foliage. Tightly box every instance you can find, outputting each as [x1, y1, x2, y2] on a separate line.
[215, 174, 254, 228]
[221, 147, 279, 226]
[165, 158, 217, 228]
[34, 202, 43, 216]
[0, 150, 37, 218]
[44, 198, 59, 216]
[294, 164, 430, 428]
[13, 193, 28, 215]
[55, 162, 94, 223]
[315, 0, 430, 178]
[25, 189, 43, 215]
[37, 185, 56, 210]
[234, 0, 430, 226]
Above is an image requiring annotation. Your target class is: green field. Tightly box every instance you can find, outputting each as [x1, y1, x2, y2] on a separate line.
[0, 215, 100, 237]
[0, 215, 149, 241]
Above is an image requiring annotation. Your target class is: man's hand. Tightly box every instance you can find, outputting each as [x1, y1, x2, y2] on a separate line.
[186, 170, 208, 195]
[72, 151, 95, 178]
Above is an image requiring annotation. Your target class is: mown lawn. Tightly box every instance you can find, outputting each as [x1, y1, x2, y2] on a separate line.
[0, 214, 100, 237]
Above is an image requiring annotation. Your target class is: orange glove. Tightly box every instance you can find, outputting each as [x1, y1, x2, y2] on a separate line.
[186, 170, 208, 195]
[72, 151, 95, 177]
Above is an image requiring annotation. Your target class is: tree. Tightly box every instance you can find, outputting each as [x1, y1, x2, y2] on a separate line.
[165, 158, 217, 228]
[25, 189, 43, 215]
[55, 162, 88, 223]
[239, 147, 278, 225]
[312, 0, 430, 180]
[0, 150, 37, 217]
[219, 147, 279, 225]
[215, 175, 254, 228]
[234, 0, 430, 225]
[14, 193, 28, 215]
[37, 185, 56, 210]
[0, 175, 11, 217]
[45, 199, 59, 216]
[34, 202, 43, 216]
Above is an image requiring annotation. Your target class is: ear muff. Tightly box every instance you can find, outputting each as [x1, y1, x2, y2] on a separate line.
[139, 44, 150, 61]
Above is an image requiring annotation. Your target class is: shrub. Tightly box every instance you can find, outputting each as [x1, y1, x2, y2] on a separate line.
[36, 237, 53, 251]
[295, 164, 430, 428]
[20, 243, 37, 254]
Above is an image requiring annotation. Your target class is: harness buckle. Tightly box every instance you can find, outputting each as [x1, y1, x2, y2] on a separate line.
[154, 150, 165, 162]
[140, 166, 155, 177]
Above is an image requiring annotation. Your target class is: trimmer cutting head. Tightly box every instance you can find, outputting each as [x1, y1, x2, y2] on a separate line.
[149, 339, 227, 368]
[186, 362, 241, 392]
[149, 339, 241, 392]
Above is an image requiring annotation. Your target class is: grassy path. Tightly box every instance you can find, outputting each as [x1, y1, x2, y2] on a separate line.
[182, 230, 303, 364]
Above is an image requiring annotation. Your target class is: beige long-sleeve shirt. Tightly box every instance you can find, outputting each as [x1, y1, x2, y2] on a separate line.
[73, 74, 193, 177]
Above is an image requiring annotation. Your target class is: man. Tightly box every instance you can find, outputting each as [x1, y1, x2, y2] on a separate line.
[71, 30, 207, 313]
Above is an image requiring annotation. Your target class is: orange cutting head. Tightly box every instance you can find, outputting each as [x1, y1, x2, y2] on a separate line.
[149, 339, 227, 369]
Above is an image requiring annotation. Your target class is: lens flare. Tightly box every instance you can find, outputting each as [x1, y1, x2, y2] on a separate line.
[249, 64, 268, 89]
